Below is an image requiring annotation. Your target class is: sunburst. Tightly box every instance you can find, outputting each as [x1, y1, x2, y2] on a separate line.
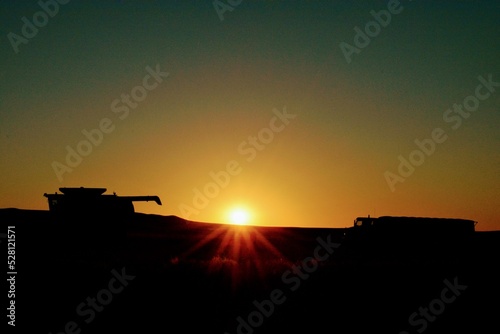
[179, 224, 291, 291]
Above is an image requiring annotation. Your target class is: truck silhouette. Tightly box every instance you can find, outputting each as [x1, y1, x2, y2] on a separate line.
[341, 215, 477, 261]
[351, 215, 476, 237]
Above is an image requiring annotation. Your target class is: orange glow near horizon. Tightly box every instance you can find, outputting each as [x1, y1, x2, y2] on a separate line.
[1, 3, 499, 233]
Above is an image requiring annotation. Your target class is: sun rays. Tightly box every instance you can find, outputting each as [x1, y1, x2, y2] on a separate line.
[178, 224, 291, 290]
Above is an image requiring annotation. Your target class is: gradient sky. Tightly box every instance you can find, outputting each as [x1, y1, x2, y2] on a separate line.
[1, 1, 499, 230]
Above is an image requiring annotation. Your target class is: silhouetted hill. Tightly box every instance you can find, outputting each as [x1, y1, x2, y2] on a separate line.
[1, 208, 499, 333]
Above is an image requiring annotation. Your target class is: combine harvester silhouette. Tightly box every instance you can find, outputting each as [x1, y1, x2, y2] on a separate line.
[43, 187, 162, 240]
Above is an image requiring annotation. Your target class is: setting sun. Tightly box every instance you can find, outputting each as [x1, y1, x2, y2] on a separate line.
[228, 208, 251, 225]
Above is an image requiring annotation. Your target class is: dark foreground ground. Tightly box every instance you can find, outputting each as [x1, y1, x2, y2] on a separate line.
[1, 208, 499, 333]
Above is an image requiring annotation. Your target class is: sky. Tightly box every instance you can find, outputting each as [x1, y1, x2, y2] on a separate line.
[0, 1, 499, 230]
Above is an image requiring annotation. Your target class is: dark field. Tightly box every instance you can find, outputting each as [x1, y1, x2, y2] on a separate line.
[1, 209, 499, 333]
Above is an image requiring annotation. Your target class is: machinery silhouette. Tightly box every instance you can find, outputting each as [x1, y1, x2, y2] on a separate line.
[44, 187, 161, 216]
[340, 215, 477, 262]
[43, 187, 162, 241]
